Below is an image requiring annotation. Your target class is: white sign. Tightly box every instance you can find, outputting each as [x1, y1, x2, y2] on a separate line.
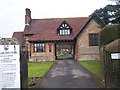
[111, 53, 120, 60]
[0, 45, 20, 89]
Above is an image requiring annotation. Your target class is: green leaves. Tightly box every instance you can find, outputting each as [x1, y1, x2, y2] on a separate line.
[99, 24, 120, 46]
[95, 4, 120, 24]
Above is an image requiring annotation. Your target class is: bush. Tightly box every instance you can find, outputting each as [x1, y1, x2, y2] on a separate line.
[98, 24, 120, 88]
[98, 24, 120, 47]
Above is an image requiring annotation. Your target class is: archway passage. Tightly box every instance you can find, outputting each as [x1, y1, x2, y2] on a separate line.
[56, 42, 75, 60]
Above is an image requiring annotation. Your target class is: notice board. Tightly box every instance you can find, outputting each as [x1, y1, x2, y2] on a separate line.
[0, 45, 20, 89]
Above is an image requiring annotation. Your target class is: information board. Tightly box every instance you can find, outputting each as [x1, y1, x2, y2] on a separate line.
[111, 53, 120, 60]
[0, 45, 20, 89]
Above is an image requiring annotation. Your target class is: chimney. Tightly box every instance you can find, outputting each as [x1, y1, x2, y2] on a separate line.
[25, 8, 31, 25]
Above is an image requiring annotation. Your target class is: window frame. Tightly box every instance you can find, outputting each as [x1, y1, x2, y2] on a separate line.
[59, 29, 71, 36]
[89, 33, 98, 46]
[34, 43, 45, 53]
[57, 21, 72, 36]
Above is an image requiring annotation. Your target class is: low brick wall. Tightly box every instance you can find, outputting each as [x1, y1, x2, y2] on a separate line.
[77, 53, 100, 60]
[29, 55, 55, 62]
[29, 42, 55, 62]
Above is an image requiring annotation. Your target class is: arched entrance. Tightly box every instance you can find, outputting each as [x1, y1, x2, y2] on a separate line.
[55, 42, 75, 60]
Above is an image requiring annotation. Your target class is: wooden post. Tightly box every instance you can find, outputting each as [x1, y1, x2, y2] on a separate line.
[20, 50, 28, 89]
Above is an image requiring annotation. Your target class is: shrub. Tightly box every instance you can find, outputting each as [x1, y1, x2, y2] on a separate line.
[98, 24, 120, 47]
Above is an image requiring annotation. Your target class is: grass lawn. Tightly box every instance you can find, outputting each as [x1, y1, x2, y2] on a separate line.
[28, 62, 54, 78]
[28, 61, 54, 86]
[79, 60, 104, 79]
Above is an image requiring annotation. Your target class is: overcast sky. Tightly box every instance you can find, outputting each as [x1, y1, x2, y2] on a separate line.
[0, 0, 113, 38]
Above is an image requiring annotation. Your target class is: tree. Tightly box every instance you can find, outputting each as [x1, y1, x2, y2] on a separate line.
[94, 1, 120, 24]
[109, 0, 120, 23]
[108, 0, 120, 5]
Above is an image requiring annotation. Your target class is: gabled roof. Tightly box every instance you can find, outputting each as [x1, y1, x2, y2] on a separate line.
[12, 32, 25, 46]
[24, 17, 91, 41]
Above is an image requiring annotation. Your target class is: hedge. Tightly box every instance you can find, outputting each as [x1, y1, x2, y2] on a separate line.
[98, 24, 120, 88]
[98, 24, 120, 47]
[105, 39, 120, 52]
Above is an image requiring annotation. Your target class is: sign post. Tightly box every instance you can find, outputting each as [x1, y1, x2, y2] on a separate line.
[0, 45, 21, 89]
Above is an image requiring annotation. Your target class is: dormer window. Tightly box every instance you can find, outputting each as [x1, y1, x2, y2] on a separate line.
[57, 21, 72, 36]
[59, 29, 70, 35]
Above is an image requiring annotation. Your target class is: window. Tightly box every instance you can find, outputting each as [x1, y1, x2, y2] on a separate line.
[89, 33, 98, 46]
[34, 43, 45, 52]
[57, 21, 72, 36]
[59, 29, 70, 35]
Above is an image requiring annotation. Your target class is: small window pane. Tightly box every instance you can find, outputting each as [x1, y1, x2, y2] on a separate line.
[60, 30, 62, 35]
[65, 30, 67, 35]
[62, 30, 64, 35]
[68, 30, 70, 35]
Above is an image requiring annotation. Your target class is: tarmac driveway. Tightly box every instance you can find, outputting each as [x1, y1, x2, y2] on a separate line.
[37, 59, 103, 88]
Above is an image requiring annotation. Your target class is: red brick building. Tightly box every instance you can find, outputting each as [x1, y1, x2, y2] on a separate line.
[12, 8, 105, 62]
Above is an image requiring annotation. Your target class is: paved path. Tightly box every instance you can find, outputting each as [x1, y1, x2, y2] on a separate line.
[37, 59, 103, 88]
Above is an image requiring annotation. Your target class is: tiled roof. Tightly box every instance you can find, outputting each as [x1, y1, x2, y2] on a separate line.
[24, 17, 91, 41]
[12, 32, 25, 46]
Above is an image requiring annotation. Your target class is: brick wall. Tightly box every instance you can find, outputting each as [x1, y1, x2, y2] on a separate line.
[29, 42, 55, 62]
[75, 19, 101, 61]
